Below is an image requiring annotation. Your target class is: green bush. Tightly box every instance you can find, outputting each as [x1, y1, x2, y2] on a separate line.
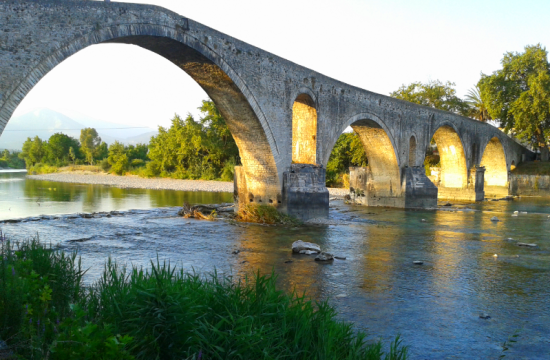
[130, 159, 145, 168]
[0, 237, 86, 358]
[144, 161, 161, 177]
[0, 159, 8, 168]
[100, 158, 111, 172]
[28, 163, 58, 175]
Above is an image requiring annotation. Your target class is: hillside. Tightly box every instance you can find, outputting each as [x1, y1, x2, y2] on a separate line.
[0, 108, 157, 150]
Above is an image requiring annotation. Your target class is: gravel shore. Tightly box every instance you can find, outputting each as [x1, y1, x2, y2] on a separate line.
[28, 172, 349, 196]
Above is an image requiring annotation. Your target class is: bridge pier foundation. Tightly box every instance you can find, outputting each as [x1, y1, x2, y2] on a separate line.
[234, 164, 329, 221]
[349, 166, 438, 208]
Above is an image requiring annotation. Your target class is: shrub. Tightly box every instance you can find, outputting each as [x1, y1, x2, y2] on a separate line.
[130, 159, 145, 168]
[144, 161, 161, 177]
[0, 237, 86, 358]
[110, 154, 129, 176]
[100, 158, 111, 172]
[28, 163, 58, 175]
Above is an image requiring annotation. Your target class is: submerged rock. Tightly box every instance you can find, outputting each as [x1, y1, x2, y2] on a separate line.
[334, 256, 347, 260]
[517, 242, 538, 248]
[292, 240, 321, 254]
[490, 216, 499, 222]
[413, 261, 424, 265]
[479, 313, 491, 320]
[443, 202, 452, 207]
[315, 252, 334, 261]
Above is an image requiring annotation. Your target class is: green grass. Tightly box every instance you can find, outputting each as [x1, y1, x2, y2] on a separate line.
[511, 161, 550, 176]
[0, 236, 408, 360]
[236, 204, 303, 225]
[28, 163, 59, 175]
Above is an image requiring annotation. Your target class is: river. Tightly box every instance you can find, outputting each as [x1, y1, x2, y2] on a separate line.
[1, 170, 549, 359]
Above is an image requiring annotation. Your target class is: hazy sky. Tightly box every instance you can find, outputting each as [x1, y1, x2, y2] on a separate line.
[11, 0, 550, 130]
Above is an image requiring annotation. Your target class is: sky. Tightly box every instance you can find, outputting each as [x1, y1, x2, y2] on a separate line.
[9, 0, 550, 130]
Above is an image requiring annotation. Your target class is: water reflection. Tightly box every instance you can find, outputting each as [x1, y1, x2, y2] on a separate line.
[0, 171, 232, 220]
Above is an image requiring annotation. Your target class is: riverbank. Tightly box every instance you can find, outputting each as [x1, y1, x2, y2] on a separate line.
[27, 172, 350, 196]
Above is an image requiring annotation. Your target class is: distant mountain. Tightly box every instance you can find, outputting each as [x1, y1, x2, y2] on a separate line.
[0, 108, 156, 150]
[125, 131, 158, 145]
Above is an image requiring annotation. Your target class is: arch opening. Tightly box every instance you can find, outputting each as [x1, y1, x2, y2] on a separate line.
[292, 94, 317, 164]
[408, 136, 417, 167]
[350, 119, 401, 198]
[430, 125, 468, 188]
[480, 137, 508, 187]
[0, 29, 282, 205]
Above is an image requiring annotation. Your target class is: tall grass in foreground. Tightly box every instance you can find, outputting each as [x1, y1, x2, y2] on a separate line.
[0, 237, 408, 360]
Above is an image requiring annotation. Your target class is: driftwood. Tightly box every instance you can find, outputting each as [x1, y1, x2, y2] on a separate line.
[178, 202, 234, 219]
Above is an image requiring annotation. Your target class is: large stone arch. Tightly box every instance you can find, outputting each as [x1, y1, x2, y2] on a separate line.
[429, 123, 468, 189]
[0, 23, 281, 204]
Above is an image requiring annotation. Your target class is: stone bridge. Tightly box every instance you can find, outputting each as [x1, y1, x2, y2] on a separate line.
[0, 0, 534, 219]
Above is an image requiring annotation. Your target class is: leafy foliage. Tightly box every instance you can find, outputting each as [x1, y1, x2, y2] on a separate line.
[464, 86, 492, 122]
[390, 80, 470, 115]
[0, 149, 25, 169]
[147, 100, 240, 180]
[108, 141, 130, 175]
[479, 44, 550, 154]
[326, 132, 367, 187]
[80, 128, 102, 165]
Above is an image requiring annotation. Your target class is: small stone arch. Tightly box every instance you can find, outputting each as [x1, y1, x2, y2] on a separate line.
[430, 124, 468, 188]
[409, 135, 417, 167]
[480, 137, 508, 186]
[292, 93, 317, 164]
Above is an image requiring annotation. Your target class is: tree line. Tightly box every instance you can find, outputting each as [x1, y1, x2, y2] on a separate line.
[17, 100, 240, 180]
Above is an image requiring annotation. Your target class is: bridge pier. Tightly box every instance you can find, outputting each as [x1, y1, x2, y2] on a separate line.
[234, 164, 329, 221]
[349, 166, 438, 208]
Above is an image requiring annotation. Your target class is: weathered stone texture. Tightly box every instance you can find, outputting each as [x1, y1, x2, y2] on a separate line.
[0, 0, 536, 216]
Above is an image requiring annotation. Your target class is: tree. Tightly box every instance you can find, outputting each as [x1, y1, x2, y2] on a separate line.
[147, 100, 240, 180]
[46, 133, 80, 165]
[479, 44, 550, 160]
[326, 132, 367, 187]
[464, 86, 492, 122]
[80, 128, 101, 165]
[126, 143, 148, 161]
[69, 147, 76, 164]
[107, 141, 129, 175]
[390, 80, 470, 115]
[96, 141, 109, 161]
[18, 136, 46, 167]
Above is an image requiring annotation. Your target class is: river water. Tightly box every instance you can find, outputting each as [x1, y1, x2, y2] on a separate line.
[1, 170, 549, 359]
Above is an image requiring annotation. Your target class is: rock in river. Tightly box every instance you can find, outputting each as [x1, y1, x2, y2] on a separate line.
[292, 240, 321, 254]
[315, 252, 334, 261]
[490, 216, 499, 222]
[517, 242, 538, 248]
